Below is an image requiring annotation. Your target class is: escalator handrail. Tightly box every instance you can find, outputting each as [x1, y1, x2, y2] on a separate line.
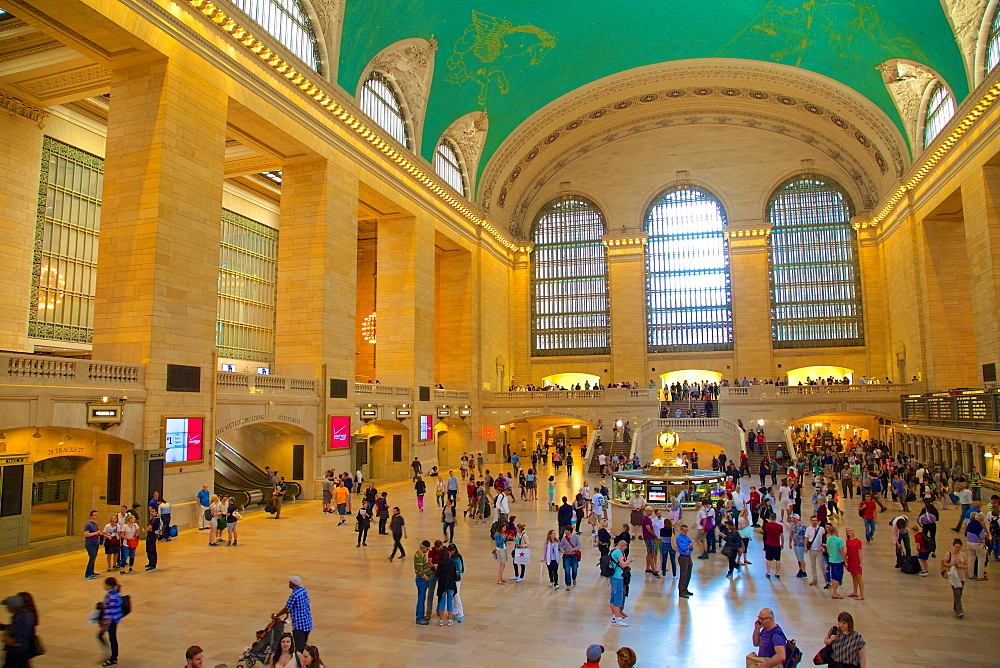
[215, 449, 270, 490]
[216, 439, 272, 485]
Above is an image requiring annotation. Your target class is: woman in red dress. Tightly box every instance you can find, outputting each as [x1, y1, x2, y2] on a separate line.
[845, 526, 864, 600]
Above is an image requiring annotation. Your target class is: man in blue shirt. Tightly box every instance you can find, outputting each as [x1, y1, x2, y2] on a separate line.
[751, 608, 787, 667]
[869, 473, 887, 512]
[197, 483, 211, 530]
[148, 490, 160, 511]
[447, 472, 459, 504]
[675, 524, 695, 598]
[276, 576, 312, 651]
[608, 539, 634, 627]
[83, 510, 100, 578]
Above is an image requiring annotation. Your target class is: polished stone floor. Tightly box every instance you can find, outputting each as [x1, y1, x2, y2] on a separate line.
[2, 466, 996, 667]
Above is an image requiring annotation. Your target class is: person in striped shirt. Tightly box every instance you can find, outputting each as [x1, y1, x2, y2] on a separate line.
[100, 577, 123, 666]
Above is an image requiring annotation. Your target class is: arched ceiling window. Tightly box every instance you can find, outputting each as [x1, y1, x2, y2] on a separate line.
[434, 140, 466, 196]
[987, 7, 1000, 75]
[767, 175, 863, 348]
[531, 196, 609, 357]
[923, 82, 955, 148]
[645, 186, 733, 352]
[359, 72, 410, 149]
[229, 0, 320, 72]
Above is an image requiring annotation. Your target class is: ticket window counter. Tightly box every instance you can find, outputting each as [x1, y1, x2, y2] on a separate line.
[610, 470, 726, 509]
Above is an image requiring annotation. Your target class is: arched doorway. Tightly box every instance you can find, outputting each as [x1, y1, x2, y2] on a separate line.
[787, 412, 876, 454]
[435, 418, 470, 468]
[355, 420, 410, 479]
[786, 366, 854, 385]
[217, 422, 314, 499]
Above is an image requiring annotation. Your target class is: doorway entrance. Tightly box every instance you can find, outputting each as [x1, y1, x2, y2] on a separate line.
[30, 456, 82, 541]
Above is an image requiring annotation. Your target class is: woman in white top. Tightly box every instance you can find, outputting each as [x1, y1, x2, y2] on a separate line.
[118, 514, 140, 574]
[208, 495, 223, 547]
[541, 529, 561, 589]
[778, 482, 792, 523]
[101, 515, 121, 572]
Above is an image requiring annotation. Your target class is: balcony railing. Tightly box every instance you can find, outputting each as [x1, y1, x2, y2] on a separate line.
[217, 372, 318, 395]
[354, 383, 412, 401]
[487, 389, 656, 402]
[721, 384, 917, 399]
[433, 388, 470, 401]
[2, 353, 143, 387]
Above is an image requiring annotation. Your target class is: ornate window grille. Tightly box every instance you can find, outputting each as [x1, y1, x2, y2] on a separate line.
[217, 210, 279, 363]
[531, 196, 610, 356]
[434, 140, 466, 196]
[229, 0, 320, 72]
[987, 8, 1000, 75]
[360, 72, 410, 148]
[923, 83, 955, 148]
[767, 175, 863, 348]
[29, 137, 104, 343]
[645, 186, 733, 352]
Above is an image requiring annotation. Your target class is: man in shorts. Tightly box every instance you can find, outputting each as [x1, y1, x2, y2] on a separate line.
[334, 480, 350, 526]
[641, 509, 660, 577]
[762, 516, 784, 578]
[609, 539, 634, 627]
[322, 472, 334, 514]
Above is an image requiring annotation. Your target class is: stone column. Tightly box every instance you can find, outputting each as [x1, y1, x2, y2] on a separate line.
[961, 166, 1000, 373]
[376, 214, 435, 388]
[92, 59, 227, 504]
[274, 156, 359, 384]
[0, 94, 46, 352]
[509, 248, 531, 386]
[728, 232, 772, 380]
[434, 245, 474, 389]
[604, 235, 647, 384]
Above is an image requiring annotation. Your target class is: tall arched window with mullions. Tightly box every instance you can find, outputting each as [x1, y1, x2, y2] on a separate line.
[986, 6, 1000, 75]
[359, 72, 410, 149]
[767, 175, 864, 348]
[645, 186, 733, 352]
[922, 82, 955, 148]
[531, 196, 610, 356]
[229, 0, 321, 72]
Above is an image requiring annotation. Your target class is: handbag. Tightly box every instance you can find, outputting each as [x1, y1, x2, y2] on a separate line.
[721, 545, 733, 558]
[126, 536, 139, 549]
[812, 643, 832, 665]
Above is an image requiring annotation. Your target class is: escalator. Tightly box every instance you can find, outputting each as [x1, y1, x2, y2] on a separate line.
[214, 438, 301, 506]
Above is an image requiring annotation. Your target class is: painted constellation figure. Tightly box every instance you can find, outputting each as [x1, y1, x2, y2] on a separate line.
[446, 10, 556, 105]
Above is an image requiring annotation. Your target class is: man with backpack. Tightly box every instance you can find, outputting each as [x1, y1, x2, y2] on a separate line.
[749, 608, 788, 667]
[605, 538, 633, 627]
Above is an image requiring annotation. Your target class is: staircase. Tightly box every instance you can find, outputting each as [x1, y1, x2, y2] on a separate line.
[659, 398, 719, 418]
[745, 441, 788, 476]
[588, 439, 632, 473]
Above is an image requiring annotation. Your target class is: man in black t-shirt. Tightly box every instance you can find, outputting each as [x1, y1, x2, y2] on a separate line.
[145, 506, 161, 570]
[389, 507, 407, 560]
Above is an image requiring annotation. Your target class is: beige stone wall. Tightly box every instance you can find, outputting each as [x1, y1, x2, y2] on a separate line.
[0, 109, 43, 353]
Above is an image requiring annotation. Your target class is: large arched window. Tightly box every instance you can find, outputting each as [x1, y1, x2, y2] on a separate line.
[767, 175, 863, 348]
[434, 139, 466, 196]
[987, 7, 1000, 75]
[923, 82, 955, 148]
[531, 196, 610, 356]
[645, 186, 733, 352]
[359, 72, 410, 148]
[229, 0, 320, 71]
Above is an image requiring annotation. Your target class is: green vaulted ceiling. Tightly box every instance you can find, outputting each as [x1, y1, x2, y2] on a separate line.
[338, 1, 968, 182]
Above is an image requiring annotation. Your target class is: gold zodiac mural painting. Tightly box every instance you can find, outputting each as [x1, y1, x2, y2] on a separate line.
[446, 10, 557, 105]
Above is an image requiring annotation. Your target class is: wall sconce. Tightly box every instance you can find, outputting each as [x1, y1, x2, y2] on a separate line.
[32, 428, 41, 438]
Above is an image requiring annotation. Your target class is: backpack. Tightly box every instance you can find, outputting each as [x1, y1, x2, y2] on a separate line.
[783, 638, 803, 667]
[599, 552, 616, 578]
[204, 508, 213, 521]
[922, 532, 936, 554]
[120, 593, 132, 617]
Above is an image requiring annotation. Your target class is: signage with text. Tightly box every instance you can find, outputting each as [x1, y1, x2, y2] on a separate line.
[164, 417, 204, 463]
[419, 414, 433, 441]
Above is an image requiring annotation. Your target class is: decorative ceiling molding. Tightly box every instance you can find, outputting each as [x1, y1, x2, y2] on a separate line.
[479, 58, 909, 207]
[0, 87, 46, 127]
[503, 107, 880, 239]
[877, 59, 942, 151]
[224, 155, 281, 177]
[940, 0, 990, 85]
[11, 62, 110, 102]
[358, 37, 437, 156]
[439, 108, 488, 192]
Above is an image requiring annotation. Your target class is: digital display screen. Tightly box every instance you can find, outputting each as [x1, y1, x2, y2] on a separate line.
[220, 364, 236, 372]
[92, 410, 117, 417]
[419, 415, 433, 441]
[257, 367, 270, 375]
[329, 416, 351, 449]
[164, 417, 204, 463]
[647, 485, 667, 503]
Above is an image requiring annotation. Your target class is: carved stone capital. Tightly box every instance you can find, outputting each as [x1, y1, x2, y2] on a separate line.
[0, 89, 47, 128]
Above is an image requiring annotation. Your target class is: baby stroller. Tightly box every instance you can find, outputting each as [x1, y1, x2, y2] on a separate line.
[236, 612, 287, 667]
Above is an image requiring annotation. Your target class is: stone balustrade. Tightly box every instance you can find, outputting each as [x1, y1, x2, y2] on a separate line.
[216, 372, 318, 395]
[2, 353, 143, 387]
[354, 383, 413, 401]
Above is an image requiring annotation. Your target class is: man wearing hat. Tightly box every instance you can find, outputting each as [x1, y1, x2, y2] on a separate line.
[274, 576, 312, 651]
[1, 594, 37, 666]
[413, 541, 432, 625]
[581, 644, 604, 667]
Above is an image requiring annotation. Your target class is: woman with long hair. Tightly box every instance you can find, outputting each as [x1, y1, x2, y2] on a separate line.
[435, 549, 458, 626]
[100, 577, 123, 666]
[448, 543, 465, 622]
[542, 529, 560, 589]
[659, 518, 677, 576]
[414, 475, 426, 512]
[300, 646, 324, 667]
[844, 526, 864, 600]
[207, 494, 221, 547]
[118, 514, 139, 575]
[942, 538, 968, 618]
[269, 632, 301, 667]
[511, 523, 529, 582]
